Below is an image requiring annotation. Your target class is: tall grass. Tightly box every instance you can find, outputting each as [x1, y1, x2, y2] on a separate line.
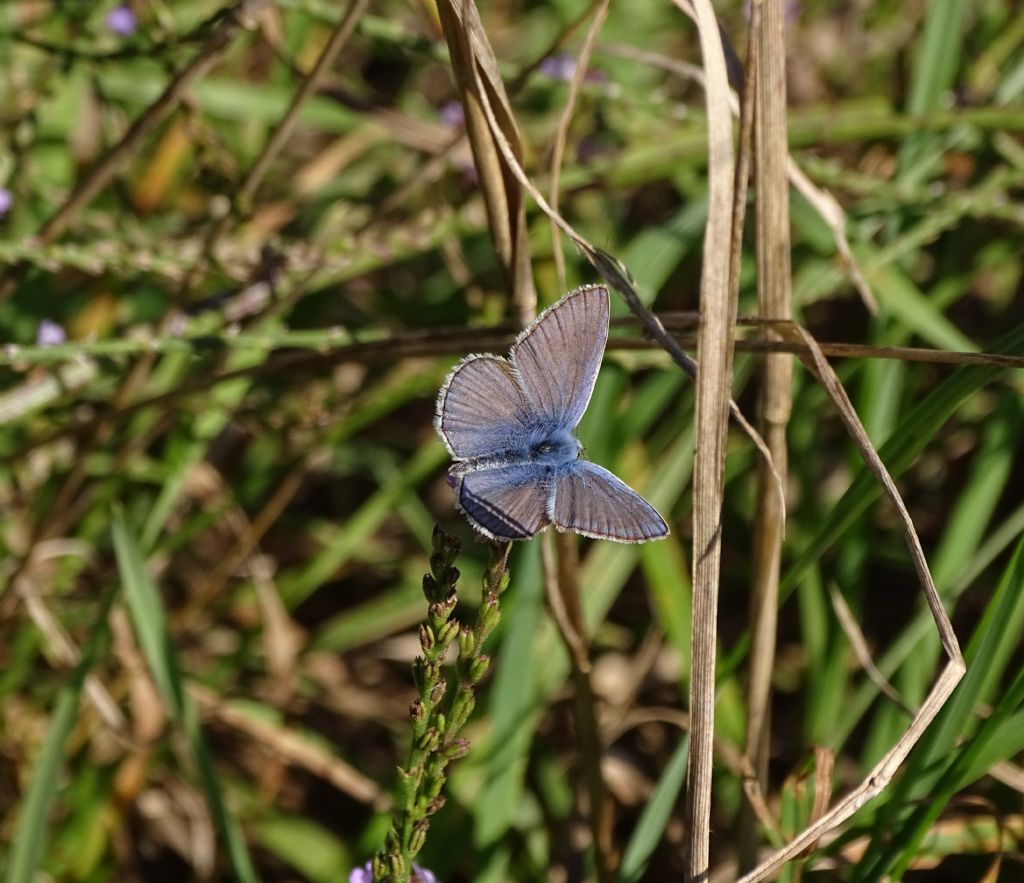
[1, 1, 1023, 881]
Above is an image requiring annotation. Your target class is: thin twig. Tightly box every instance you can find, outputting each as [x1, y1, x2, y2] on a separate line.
[238, 0, 369, 211]
[4, 318, 1024, 372]
[828, 584, 914, 715]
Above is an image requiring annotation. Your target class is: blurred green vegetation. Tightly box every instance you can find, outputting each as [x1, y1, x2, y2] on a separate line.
[1, 1, 1023, 881]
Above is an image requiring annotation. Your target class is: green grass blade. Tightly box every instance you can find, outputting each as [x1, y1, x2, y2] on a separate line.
[781, 320, 1024, 598]
[616, 735, 688, 883]
[899, 0, 968, 183]
[4, 604, 109, 883]
[113, 509, 261, 883]
[889, 662, 1024, 879]
[473, 542, 544, 846]
[854, 535, 1024, 878]
[279, 442, 448, 608]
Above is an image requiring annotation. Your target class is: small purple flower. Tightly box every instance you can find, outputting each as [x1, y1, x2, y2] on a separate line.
[537, 53, 606, 86]
[348, 862, 440, 883]
[0, 188, 12, 217]
[439, 100, 464, 128]
[106, 4, 137, 37]
[538, 53, 577, 82]
[348, 864, 373, 883]
[36, 319, 67, 347]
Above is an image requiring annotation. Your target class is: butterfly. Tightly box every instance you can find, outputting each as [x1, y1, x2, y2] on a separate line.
[434, 285, 669, 543]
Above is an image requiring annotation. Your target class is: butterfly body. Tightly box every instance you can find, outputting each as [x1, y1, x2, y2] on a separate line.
[435, 286, 669, 543]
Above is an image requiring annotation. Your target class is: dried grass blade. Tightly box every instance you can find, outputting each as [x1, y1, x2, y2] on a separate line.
[436, 0, 536, 324]
[828, 582, 914, 714]
[672, 0, 737, 875]
[740, 0, 793, 869]
[786, 159, 878, 313]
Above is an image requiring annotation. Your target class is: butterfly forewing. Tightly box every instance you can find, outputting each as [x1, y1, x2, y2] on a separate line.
[457, 465, 552, 541]
[552, 461, 668, 542]
[511, 286, 609, 432]
[436, 355, 535, 459]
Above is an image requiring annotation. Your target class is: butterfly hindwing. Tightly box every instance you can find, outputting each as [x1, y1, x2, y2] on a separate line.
[552, 460, 668, 543]
[456, 464, 553, 541]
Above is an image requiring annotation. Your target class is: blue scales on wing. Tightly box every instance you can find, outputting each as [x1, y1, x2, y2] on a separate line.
[435, 355, 535, 459]
[455, 464, 553, 541]
[510, 286, 609, 432]
[552, 461, 668, 543]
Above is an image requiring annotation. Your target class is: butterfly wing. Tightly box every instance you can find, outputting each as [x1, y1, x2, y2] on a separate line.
[510, 285, 609, 432]
[552, 460, 668, 543]
[455, 464, 552, 541]
[435, 355, 536, 459]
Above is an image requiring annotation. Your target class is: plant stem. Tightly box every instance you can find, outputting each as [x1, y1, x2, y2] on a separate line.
[375, 529, 511, 882]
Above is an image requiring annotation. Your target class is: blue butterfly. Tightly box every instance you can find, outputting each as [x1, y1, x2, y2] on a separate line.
[435, 285, 669, 543]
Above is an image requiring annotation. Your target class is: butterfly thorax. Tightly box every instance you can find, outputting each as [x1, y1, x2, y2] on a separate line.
[530, 429, 580, 463]
[448, 428, 581, 477]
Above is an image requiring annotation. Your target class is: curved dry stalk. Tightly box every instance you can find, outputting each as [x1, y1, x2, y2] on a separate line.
[548, 0, 610, 293]
[828, 583, 914, 715]
[436, 0, 536, 324]
[737, 325, 965, 883]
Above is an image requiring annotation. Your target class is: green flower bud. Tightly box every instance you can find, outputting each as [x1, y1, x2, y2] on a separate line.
[423, 659, 441, 683]
[458, 626, 475, 657]
[409, 819, 430, 857]
[411, 657, 425, 691]
[387, 852, 405, 878]
[468, 654, 490, 684]
[436, 618, 460, 648]
[443, 738, 470, 760]
[449, 690, 475, 730]
[478, 596, 500, 640]
[416, 727, 440, 752]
